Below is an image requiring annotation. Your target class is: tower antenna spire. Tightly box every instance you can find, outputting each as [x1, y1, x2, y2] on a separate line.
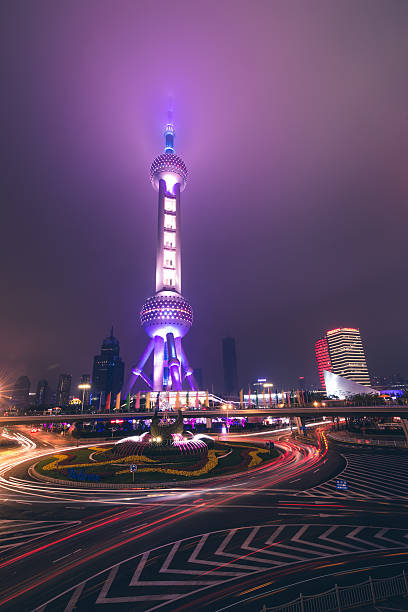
[164, 98, 175, 154]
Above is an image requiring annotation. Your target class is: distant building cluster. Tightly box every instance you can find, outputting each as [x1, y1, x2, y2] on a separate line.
[7, 322, 405, 414]
[9, 328, 125, 414]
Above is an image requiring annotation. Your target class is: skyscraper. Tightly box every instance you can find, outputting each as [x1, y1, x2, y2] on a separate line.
[56, 373, 72, 407]
[92, 328, 124, 401]
[124, 109, 196, 395]
[12, 376, 30, 412]
[222, 337, 238, 395]
[193, 368, 203, 390]
[36, 379, 50, 407]
[315, 327, 371, 389]
[315, 338, 332, 389]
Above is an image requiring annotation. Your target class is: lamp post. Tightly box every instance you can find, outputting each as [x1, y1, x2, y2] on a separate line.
[263, 383, 274, 406]
[222, 403, 232, 434]
[78, 383, 91, 414]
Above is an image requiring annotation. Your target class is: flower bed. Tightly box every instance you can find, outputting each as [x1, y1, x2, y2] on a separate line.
[35, 440, 278, 483]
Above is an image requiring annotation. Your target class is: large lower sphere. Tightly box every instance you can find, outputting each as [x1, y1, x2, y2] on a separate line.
[140, 294, 193, 339]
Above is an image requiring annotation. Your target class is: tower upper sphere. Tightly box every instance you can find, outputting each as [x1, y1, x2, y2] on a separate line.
[150, 154, 187, 192]
[150, 111, 187, 193]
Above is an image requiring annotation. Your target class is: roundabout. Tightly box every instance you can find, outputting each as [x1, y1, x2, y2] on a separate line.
[5, 424, 406, 612]
[32, 439, 276, 485]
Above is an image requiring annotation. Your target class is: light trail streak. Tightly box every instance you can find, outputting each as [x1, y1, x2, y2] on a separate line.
[0, 508, 143, 570]
[0, 428, 331, 608]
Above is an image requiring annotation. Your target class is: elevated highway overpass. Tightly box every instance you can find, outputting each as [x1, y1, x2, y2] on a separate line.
[0, 405, 407, 426]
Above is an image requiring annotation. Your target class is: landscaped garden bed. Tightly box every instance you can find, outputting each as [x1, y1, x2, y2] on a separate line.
[34, 440, 280, 484]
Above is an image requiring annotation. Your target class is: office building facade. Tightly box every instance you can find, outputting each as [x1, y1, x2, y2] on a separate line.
[56, 373, 72, 407]
[12, 376, 30, 412]
[36, 379, 51, 407]
[92, 328, 124, 401]
[315, 327, 371, 389]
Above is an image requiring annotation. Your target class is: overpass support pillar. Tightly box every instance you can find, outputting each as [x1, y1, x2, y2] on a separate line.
[294, 416, 303, 435]
[401, 419, 408, 445]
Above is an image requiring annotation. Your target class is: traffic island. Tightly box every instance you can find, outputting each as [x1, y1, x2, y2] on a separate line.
[33, 440, 279, 486]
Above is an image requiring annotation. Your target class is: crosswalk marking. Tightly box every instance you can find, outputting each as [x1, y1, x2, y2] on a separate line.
[34, 523, 408, 612]
[298, 449, 408, 500]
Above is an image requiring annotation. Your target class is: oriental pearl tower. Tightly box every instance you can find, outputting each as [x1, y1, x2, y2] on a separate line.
[124, 111, 196, 395]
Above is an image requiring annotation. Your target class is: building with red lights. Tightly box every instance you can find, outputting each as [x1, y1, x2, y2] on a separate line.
[315, 338, 332, 388]
[315, 327, 371, 389]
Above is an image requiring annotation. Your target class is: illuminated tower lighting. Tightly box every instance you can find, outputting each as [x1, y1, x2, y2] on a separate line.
[124, 109, 196, 394]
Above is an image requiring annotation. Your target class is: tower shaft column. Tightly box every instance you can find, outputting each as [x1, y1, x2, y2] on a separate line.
[174, 183, 181, 294]
[156, 179, 166, 293]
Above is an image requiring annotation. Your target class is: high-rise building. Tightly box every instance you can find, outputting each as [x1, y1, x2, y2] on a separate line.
[315, 327, 371, 389]
[92, 328, 124, 401]
[56, 373, 72, 407]
[12, 376, 30, 412]
[222, 337, 238, 395]
[315, 338, 332, 389]
[124, 109, 196, 396]
[193, 368, 203, 390]
[36, 379, 50, 407]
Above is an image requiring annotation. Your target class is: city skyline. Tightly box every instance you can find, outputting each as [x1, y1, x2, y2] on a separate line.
[1, 5, 407, 611]
[1, 1, 407, 390]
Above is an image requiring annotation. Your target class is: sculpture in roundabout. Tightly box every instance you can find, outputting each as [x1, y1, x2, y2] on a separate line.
[112, 407, 212, 463]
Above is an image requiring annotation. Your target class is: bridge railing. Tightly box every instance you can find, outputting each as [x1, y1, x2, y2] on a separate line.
[260, 571, 408, 612]
[327, 430, 408, 448]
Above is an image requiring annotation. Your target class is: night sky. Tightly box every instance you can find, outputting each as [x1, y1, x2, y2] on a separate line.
[1, 0, 407, 394]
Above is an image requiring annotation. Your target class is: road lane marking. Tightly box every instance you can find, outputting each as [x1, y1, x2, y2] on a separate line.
[238, 580, 274, 596]
[64, 506, 85, 510]
[52, 549, 82, 563]
[314, 561, 345, 570]
[122, 522, 147, 533]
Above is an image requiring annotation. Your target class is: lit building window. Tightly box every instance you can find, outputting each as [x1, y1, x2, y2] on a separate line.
[164, 248, 175, 269]
[164, 197, 176, 212]
[164, 231, 176, 248]
[164, 214, 176, 230]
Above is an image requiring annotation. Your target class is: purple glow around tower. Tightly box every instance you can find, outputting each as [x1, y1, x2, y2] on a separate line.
[125, 112, 196, 396]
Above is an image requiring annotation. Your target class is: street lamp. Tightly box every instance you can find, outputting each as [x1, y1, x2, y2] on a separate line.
[78, 383, 91, 414]
[222, 403, 232, 433]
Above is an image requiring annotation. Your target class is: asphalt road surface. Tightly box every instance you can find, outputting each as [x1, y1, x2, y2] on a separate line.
[0, 425, 407, 612]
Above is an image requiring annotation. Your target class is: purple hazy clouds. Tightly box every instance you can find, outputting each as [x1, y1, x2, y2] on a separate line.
[0, 0, 407, 391]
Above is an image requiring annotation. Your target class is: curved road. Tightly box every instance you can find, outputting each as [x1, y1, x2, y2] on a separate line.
[0, 426, 406, 611]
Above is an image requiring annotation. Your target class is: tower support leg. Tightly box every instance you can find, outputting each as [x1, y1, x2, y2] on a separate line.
[153, 336, 165, 391]
[166, 333, 182, 391]
[179, 344, 196, 390]
[175, 337, 183, 386]
[123, 338, 154, 397]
